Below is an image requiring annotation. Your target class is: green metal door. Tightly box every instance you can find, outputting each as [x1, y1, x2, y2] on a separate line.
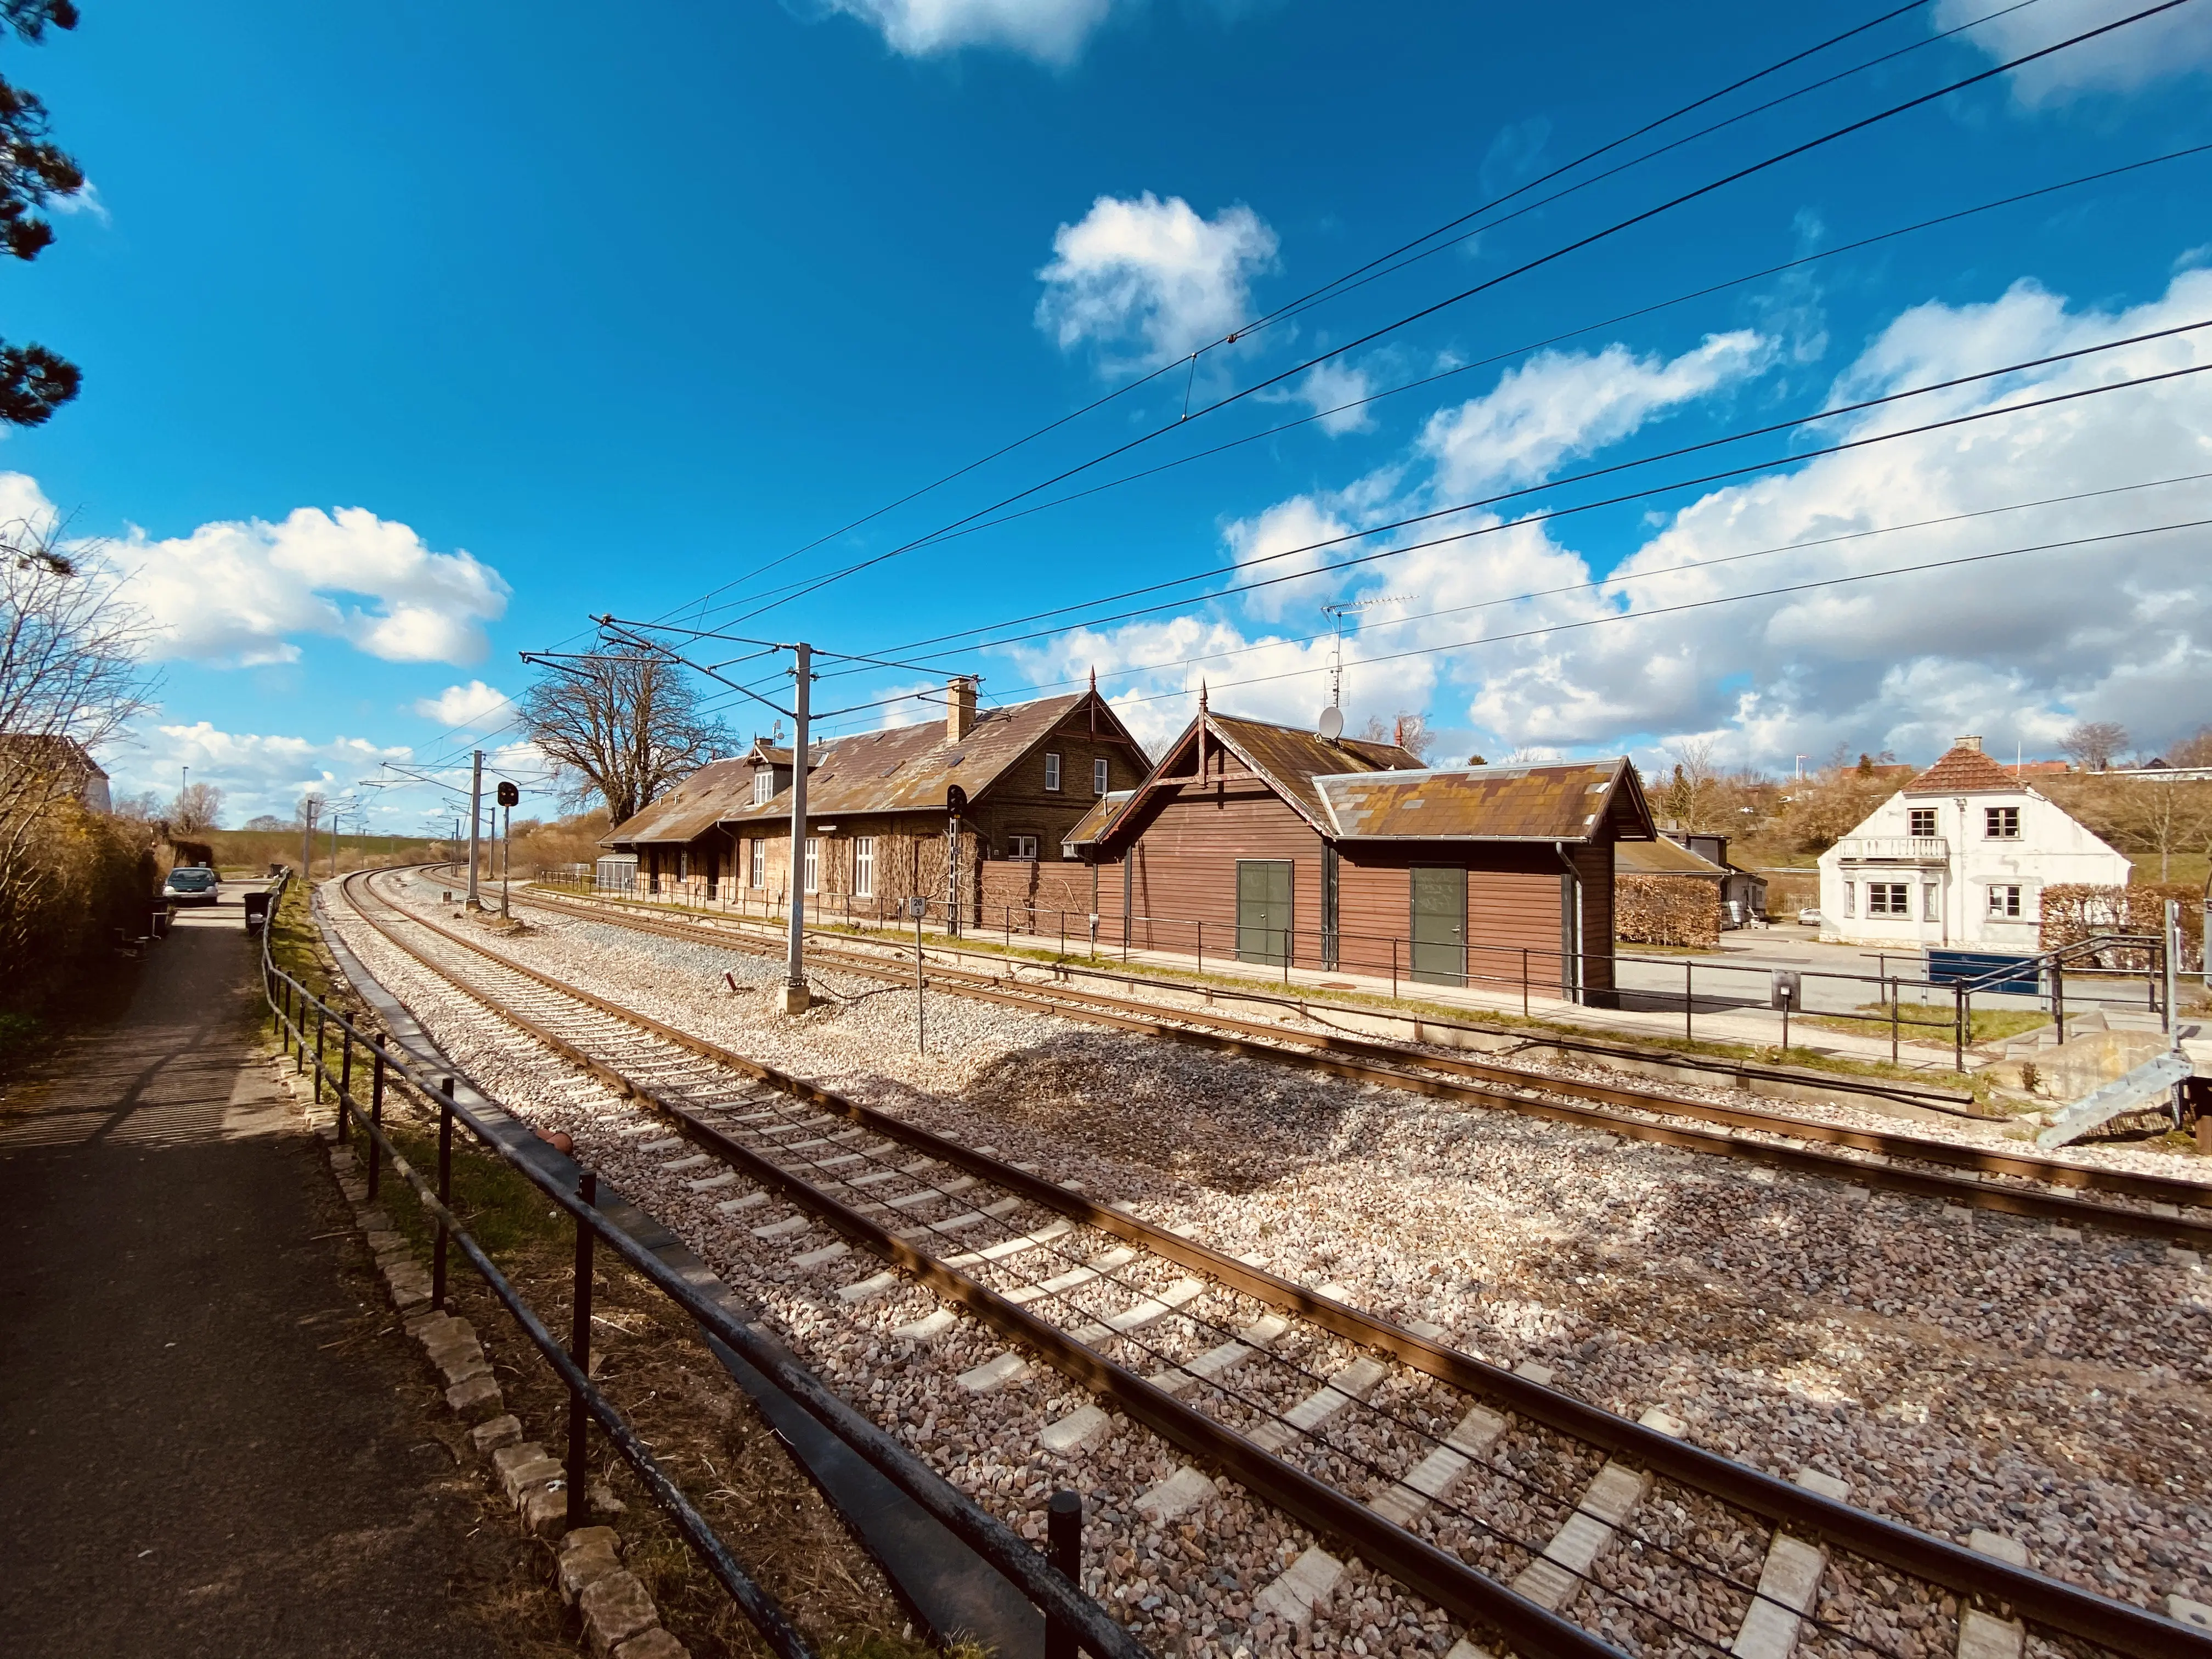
[1235, 860, 1293, 965]
[1410, 866, 1467, 985]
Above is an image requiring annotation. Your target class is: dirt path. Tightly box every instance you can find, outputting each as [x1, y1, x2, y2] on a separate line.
[0, 891, 549, 1658]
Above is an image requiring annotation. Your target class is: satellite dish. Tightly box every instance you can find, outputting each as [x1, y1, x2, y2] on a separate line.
[1317, 706, 1345, 741]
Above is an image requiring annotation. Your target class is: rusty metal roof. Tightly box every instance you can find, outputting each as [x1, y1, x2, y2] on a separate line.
[1615, 835, 1728, 878]
[605, 691, 1141, 846]
[1313, 758, 1655, 843]
[1062, 790, 1133, 849]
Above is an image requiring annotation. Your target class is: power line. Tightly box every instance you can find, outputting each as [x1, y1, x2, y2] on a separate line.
[701, 0, 2193, 629]
[653, 0, 1946, 629]
[1088, 515, 2212, 713]
[844, 319, 2212, 661]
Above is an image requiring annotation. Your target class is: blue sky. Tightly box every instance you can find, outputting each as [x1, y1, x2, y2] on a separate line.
[9, 0, 2211, 825]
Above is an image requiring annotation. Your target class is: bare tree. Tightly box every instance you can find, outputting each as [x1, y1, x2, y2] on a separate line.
[2060, 720, 2130, 771]
[0, 512, 156, 969]
[168, 780, 222, 833]
[2101, 779, 2212, 882]
[1660, 738, 1726, 832]
[2167, 725, 2212, 769]
[1357, 711, 1435, 761]
[521, 649, 730, 824]
[242, 812, 287, 832]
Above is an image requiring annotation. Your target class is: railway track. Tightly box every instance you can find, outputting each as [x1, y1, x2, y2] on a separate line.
[334, 867, 2207, 1659]
[509, 882, 2212, 1249]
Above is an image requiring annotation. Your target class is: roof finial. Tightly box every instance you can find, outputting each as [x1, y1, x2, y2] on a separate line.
[1199, 679, 1209, 712]
[1088, 665, 1097, 693]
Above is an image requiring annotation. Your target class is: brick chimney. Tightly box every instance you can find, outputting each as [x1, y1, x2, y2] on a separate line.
[946, 676, 978, 743]
[1956, 734, 1982, 752]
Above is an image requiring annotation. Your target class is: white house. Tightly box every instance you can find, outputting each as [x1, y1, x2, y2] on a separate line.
[1815, 735, 2131, 950]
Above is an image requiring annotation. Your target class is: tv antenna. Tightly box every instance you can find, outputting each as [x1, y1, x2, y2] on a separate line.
[1321, 594, 1414, 716]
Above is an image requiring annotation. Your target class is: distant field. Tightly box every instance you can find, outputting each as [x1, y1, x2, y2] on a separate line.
[198, 830, 460, 876]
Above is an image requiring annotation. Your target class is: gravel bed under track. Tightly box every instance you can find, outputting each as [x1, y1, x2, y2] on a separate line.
[329, 874, 2212, 1656]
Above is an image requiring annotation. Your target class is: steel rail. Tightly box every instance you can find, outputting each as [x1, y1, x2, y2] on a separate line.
[323, 872, 1153, 1659]
[525, 883, 1976, 1111]
[356, 870, 2209, 1659]
[515, 888, 2212, 1242]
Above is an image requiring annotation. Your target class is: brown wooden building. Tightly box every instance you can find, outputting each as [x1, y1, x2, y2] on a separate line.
[1063, 703, 1654, 1001]
[600, 676, 1148, 922]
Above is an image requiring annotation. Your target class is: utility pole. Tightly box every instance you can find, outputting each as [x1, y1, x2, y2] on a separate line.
[300, 797, 316, 883]
[780, 645, 812, 1014]
[466, 751, 485, 911]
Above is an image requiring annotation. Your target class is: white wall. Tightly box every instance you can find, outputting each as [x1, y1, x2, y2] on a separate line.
[1815, 787, 2131, 950]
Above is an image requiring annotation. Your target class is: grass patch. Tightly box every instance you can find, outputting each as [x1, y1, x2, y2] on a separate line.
[1803, 1002, 2051, 1047]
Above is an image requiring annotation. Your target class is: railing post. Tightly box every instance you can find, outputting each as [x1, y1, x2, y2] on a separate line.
[1685, 960, 1694, 1042]
[1522, 947, 1530, 1016]
[2054, 961, 2065, 1043]
[1889, 977, 1899, 1065]
[567, 1168, 597, 1531]
[1046, 1489, 1083, 1659]
[1391, 936, 1398, 1000]
[369, 1046, 385, 1201]
[1954, 985, 1966, 1073]
[433, 1078, 455, 1311]
[1196, 919, 1202, 974]
[313, 1006, 326, 1102]
[337, 1024, 353, 1144]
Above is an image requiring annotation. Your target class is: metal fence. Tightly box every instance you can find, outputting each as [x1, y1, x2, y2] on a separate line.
[264, 871, 1135, 1659]
[529, 873, 2182, 1072]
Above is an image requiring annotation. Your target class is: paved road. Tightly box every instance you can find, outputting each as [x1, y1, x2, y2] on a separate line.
[0, 887, 526, 1657]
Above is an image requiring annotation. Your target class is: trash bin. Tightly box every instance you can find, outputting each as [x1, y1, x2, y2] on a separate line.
[150, 906, 173, 939]
[244, 890, 272, 934]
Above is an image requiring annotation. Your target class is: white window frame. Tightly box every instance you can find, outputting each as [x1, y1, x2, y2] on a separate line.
[1867, 881, 1910, 917]
[1094, 757, 1109, 795]
[753, 769, 774, 806]
[1987, 883, 2023, 919]
[1907, 806, 1937, 838]
[1923, 881, 1941, 922]
[1984, 805, 2020, 840]
[1842, 880, 1854, 919]
[803, 837, 820, 894]
[749, 839, 764, 889]
[1006, 834, 1039, 861]
[1043, 752, 1062, 792]
[854, 836, 875, 899]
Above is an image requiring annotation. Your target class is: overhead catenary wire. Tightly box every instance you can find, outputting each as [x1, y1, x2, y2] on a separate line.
[653, 0, 1950, 628]
[697, 0, 2196, 630]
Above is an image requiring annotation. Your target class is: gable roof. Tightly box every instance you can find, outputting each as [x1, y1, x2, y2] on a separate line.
[1314, 759, 1655, 843]
[1083, 710, 1653, 850]
[1903, 742, 2026, 794]
[1616, 834, 1728, 878]
[603, 690, 1143, 846]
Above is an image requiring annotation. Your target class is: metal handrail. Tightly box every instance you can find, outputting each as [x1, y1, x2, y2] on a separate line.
[261, 870, 1144, 1659]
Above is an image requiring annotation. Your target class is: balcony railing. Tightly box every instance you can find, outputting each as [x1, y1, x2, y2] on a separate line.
[1835, 836, 1949, 861]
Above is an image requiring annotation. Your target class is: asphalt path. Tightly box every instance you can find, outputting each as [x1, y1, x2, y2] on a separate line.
[0, 886, 528, 1657]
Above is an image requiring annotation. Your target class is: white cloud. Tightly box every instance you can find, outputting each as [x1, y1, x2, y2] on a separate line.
[72, 499, 512, 668]
[1295, 359, 1376, 436]
[1936, 0, 2212, 104]
[799, 0, 1118, 63]
[1222, 495, 1359, 623]
[1001, 262, 2212, 769]
[413, 681, 512, 728]
[50, 180, 110, 226]
[1036, 193, 1279, 373]
[114, 722, 413, 822]
[1419, 332, 1769, 499]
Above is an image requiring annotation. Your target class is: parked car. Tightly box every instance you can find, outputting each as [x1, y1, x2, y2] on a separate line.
[1796, 907, 1823, 927]
[162, 866, 221, 906]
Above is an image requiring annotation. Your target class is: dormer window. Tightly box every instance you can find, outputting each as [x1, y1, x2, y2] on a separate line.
[1985, 806, 2020, 840]
[753, 769, 774, 806]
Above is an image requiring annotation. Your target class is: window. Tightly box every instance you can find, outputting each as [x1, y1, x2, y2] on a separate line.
[749, 840, 764, 888]
[1985, 805, 2020, 839]
[854, 837, 874, 899]
[1842, 881, 1855, 918]
[1006, 834, 1039, 861]
[1987, 883, 2022, 918]
[1094, 757, 1109, 795]
[753, 769, 774, 806]
[1866, 882, 1911, 916]
[1043, 752, 1062, 792]
[803, 837, 820, 894]
[1908, 807, 1937, 838]
[1923, 882, 1940, 922]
